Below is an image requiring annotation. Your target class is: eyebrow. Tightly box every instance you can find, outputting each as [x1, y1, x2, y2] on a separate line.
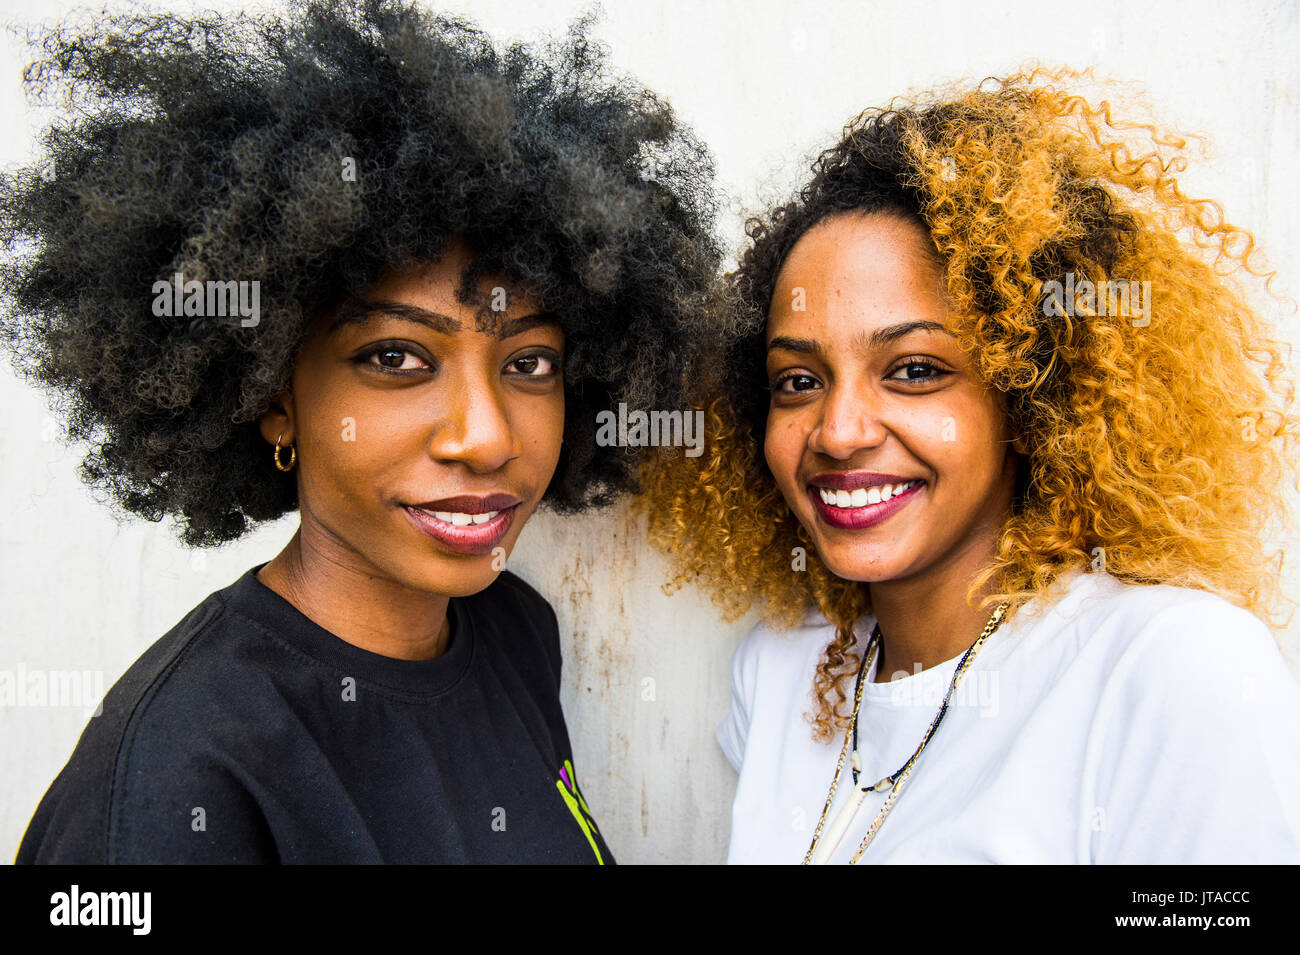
[331, 299, 559, 340]
[767, 320, 951, 356]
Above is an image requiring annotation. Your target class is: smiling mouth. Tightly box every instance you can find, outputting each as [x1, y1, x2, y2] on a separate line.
[806, 478, 925, 530]
[813, 479, 921, 509]
[411, 507, 503, 526]
[403, 493, 524, 556]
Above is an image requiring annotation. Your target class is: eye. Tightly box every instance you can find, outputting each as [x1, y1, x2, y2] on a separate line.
[770, 372, 822, 395]
[886, 358, 949, 383]
[355, 342, 432, 375]
[505, 351, 561, 378]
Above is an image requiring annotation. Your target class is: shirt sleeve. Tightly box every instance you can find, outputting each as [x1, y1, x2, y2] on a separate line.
[17, 718, 281, 864]
[1086, 597, 1300, 863]
[716, 624, 764, 773]
[16, 604, 278, 865]
[110, 747, 281, 864]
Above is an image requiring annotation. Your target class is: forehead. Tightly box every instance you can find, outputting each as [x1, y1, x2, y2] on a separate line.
[330, 245, 555, 339]
[768, 212, 947, 337]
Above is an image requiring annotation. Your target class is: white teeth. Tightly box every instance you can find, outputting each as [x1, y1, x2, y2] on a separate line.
[418, 507, 500, 526]
[816, 480, 918, 509]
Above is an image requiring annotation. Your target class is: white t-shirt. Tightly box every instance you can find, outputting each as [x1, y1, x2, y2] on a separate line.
[717, 569, 1300, 864]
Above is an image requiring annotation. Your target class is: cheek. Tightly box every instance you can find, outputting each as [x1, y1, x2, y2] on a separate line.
[293, 388, 349, 475]
[763, 414, 804, 494]
[517, 391, 565, 462]
[299, 389, 425, 496]
[937, 396, 1009, 480]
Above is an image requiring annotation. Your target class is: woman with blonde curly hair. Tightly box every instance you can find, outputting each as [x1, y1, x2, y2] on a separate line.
[643, 72, 1300, 863]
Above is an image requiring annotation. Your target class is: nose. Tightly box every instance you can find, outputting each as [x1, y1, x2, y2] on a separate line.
[806, 380, 888, 460]
[426, 370, 520, 473]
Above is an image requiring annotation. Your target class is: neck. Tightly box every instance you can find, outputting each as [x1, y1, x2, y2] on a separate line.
[867, 514, 1006, 684]
[256, 524, 451, 661]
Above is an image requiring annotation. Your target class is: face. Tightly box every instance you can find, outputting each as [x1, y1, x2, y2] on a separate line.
[259, 239, 565, 598]
[763, 212, 1019, 586]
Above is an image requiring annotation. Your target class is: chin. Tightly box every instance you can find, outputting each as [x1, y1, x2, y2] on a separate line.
[398, 559, 502, 598]
[440, 569, 505, 599]
[815, 542, 911, 584]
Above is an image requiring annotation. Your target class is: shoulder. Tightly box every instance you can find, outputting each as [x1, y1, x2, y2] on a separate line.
[1059, 572, 1300, 764]
[473, 569, 556, 620]
[461, 569, 563, 677]
[1050, 571, 1289, 683]
[718, 609, 862, 774]
[727, 609, 865, 715]
[1109, 580, 1296, 726]
[462, 570, 559, 644]
[1057, 576, 1300, 862]
[17, 575, 270, 863]
[734, 608, 847, 670]
[80, 579, 245, 752]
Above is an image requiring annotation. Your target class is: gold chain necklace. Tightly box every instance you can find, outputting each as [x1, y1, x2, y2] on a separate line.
[802, 602, 1010, 865]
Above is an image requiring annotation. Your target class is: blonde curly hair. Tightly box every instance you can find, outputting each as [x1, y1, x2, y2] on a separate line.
[640, 69, 1299, 742]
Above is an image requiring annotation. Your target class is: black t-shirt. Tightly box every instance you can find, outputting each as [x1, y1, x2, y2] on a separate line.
[16, 565, 612, 864]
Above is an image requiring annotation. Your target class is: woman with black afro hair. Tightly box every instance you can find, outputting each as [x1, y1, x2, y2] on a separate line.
[3, 0, 719, 863]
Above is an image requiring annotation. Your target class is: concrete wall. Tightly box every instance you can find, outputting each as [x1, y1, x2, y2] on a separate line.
[2, 0, 1298, 864]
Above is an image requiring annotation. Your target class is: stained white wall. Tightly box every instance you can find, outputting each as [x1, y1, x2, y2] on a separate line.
[2, 0, 1298, 864]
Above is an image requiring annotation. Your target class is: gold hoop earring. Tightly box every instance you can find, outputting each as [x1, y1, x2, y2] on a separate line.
[274, 432, 296, 472]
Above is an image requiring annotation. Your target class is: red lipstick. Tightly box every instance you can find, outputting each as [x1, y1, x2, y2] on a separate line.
[403, 493, 524, 556]
[806, 473, 924, 530]
[409, 493, 521, 514]
[808, 471, 914, 491]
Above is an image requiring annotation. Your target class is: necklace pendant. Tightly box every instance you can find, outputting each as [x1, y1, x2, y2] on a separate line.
[810, 786, 870, 865]
[806, 604, 1010, 865]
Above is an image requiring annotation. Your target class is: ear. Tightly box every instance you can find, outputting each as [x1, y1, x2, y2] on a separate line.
[258, 388, 295, 449]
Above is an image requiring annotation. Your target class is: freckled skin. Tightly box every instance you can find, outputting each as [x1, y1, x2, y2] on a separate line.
[256, 240, 565, 661]
[763, 213, 1022, 679]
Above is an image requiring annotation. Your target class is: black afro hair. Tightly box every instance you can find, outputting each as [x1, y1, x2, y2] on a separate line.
[0, 0, 721, 544]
